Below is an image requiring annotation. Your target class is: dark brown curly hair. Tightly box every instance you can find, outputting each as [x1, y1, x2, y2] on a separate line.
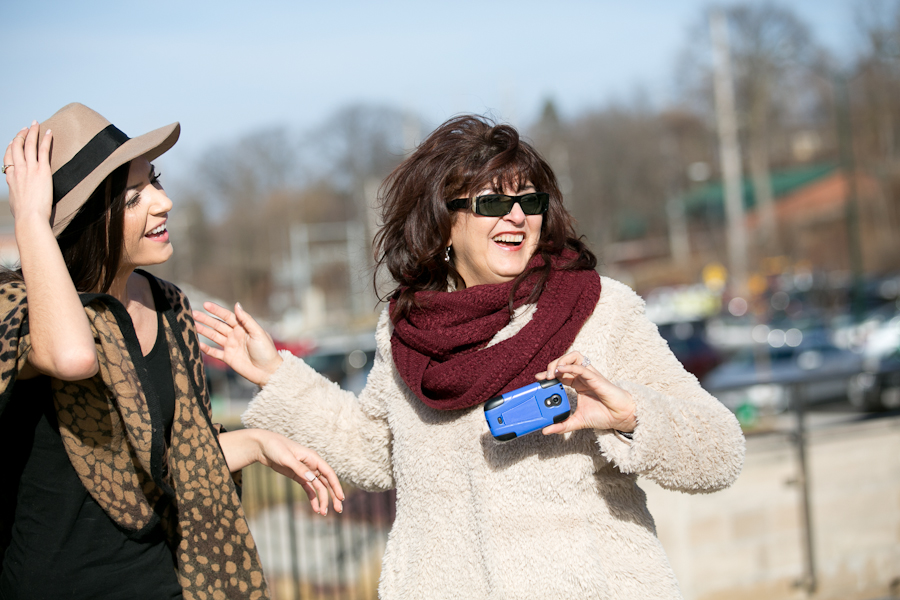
[374, 115, 596, 321]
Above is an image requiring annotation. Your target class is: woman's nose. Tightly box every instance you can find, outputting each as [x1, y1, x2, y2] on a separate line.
[153, 189, 173, 214]
[504, 202, 527, 223]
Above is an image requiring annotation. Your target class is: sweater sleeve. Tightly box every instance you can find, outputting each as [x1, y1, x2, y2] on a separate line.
[241, 344, 394, 492]
[594, 286, 745, 493]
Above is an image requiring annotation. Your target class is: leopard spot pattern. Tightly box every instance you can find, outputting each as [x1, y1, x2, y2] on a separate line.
[0, 280, 269, 599]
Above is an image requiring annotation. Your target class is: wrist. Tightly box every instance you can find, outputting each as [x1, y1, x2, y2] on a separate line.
[616, 415, 637, 433]
[258, 354, 284, 387]
[220, 428, 271, 472]
[14, 213, 53, 235]
[246, 428, 270, 465]
[614, 392, 637, 433]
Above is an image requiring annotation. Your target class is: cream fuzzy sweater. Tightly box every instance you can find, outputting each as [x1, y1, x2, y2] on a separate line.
[243, 277, 745, 599]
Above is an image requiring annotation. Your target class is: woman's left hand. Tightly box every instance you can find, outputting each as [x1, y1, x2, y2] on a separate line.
[254, 431, 345, 516]
[220, 429, 345, 516]
[536, 351, 637, 435]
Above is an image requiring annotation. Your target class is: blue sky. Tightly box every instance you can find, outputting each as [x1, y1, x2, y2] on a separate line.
[3, 0, 861, 180]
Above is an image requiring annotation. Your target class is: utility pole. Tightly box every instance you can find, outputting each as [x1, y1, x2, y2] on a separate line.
[710, 9, 749, 298]
[667, 195, 691, 268]
[833, 71, 866, 321]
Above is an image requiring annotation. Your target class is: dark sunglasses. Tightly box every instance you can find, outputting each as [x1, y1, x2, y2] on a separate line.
[446, 192, 550, 217]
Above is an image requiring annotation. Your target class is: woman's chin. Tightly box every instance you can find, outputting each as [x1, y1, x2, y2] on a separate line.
[128, 246, 174, 269]
[494, 257, 534, 279]
[481, 265, 530, 285]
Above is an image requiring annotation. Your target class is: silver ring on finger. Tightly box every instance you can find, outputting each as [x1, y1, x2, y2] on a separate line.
[1, 164, 12, 174]
[13, 136, 25, 142]
[580, 355, 591, 368]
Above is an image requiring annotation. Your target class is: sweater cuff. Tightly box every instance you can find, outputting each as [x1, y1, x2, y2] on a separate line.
[615, 430, 634, 441]
[242, 350, 311, 429]
[594, 379, 669, 474]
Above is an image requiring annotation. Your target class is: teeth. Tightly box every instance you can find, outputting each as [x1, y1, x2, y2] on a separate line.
[149, 224, 167, 235]
[493, 233, 524, 243]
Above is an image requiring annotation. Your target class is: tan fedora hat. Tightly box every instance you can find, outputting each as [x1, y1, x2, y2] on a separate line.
[38, 103, 180, 235]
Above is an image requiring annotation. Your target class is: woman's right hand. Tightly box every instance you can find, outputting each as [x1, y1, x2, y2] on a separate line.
[6, 122, 100, 381]
[193, 302, 283, 387]
[5, 122, 54, 225]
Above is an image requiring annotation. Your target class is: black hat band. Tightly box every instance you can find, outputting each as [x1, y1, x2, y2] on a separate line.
[52, 124, 130, 206]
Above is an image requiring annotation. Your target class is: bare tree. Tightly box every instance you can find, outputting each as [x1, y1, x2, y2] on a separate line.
[726, 3, 817, 253]
[195, 127, 300, 211]
[676, 4, 824, 261]
[854, 0, 900, 163]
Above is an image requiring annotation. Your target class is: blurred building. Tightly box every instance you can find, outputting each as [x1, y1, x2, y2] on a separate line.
[607, 164, 900, 293]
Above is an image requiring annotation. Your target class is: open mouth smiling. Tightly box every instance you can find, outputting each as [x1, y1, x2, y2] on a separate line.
[492, 233, 524, 247]
[146, 223, 167, 239]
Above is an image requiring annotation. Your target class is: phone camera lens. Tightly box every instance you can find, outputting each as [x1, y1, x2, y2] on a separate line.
[545, 394, 562, 407]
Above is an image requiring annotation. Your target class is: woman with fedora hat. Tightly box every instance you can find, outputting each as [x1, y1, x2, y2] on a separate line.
[0, 104, 343, 600]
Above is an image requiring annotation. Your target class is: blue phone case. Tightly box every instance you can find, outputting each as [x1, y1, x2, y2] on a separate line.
[483, 379, 571, 441]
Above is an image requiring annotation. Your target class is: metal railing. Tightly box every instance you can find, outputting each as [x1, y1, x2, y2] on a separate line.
[241, 462, 395, 600]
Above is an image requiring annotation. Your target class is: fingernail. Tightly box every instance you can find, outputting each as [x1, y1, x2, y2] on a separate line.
[45, 129, 51, 135]
[236, 302, 243, 311]
[31, 120, 37, 126]
[304, 471, 316, 482]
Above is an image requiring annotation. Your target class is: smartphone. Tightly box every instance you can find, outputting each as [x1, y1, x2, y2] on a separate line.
[483, 378, 571, 441]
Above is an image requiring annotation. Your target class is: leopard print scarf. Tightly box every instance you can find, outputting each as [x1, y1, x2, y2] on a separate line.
[0, 274, 269, 599]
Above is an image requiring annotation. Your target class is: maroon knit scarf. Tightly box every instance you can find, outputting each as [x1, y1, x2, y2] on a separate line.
[390, 251, 602, 411]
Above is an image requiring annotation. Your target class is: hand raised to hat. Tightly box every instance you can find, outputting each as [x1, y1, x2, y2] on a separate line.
[5, 121, 54, 226]
[536, 351, 637, 435]
[6, 121, 100, 382]
[193, 302, 283, 387]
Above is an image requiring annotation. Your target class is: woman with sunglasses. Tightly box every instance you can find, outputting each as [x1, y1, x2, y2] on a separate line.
[196, 115, 745, 599]
[0, 104, 344, 600]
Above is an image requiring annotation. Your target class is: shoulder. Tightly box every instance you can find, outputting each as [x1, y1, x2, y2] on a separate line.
[374, 306, 393, 360]
[596, 276, 645, 316]
[575, 276, 648, 338]
[577, 276, 657, 343]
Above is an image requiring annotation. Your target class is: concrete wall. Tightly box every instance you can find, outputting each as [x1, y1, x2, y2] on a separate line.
[643, 415, 900, 600]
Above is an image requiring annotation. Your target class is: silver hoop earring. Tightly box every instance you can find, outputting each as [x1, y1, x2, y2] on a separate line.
[444, 246, 451, 263]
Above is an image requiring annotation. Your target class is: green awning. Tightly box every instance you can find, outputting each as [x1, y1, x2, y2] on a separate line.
[682, 163, 837, 217]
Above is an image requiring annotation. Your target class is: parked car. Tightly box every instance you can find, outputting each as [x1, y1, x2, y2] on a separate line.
[702, 331, 862, 414]
[656, 320, 723, 381]
[847, 315, 900, 412]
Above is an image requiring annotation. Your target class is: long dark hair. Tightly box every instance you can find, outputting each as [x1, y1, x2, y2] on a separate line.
[0, 162, 131, 294]
[374, 115, 596, 321]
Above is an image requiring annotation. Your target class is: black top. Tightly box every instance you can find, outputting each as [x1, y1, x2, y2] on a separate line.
[0, 282, 182, 600]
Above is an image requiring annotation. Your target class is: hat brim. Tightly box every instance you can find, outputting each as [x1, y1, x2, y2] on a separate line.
[52, 122, 181, 235]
